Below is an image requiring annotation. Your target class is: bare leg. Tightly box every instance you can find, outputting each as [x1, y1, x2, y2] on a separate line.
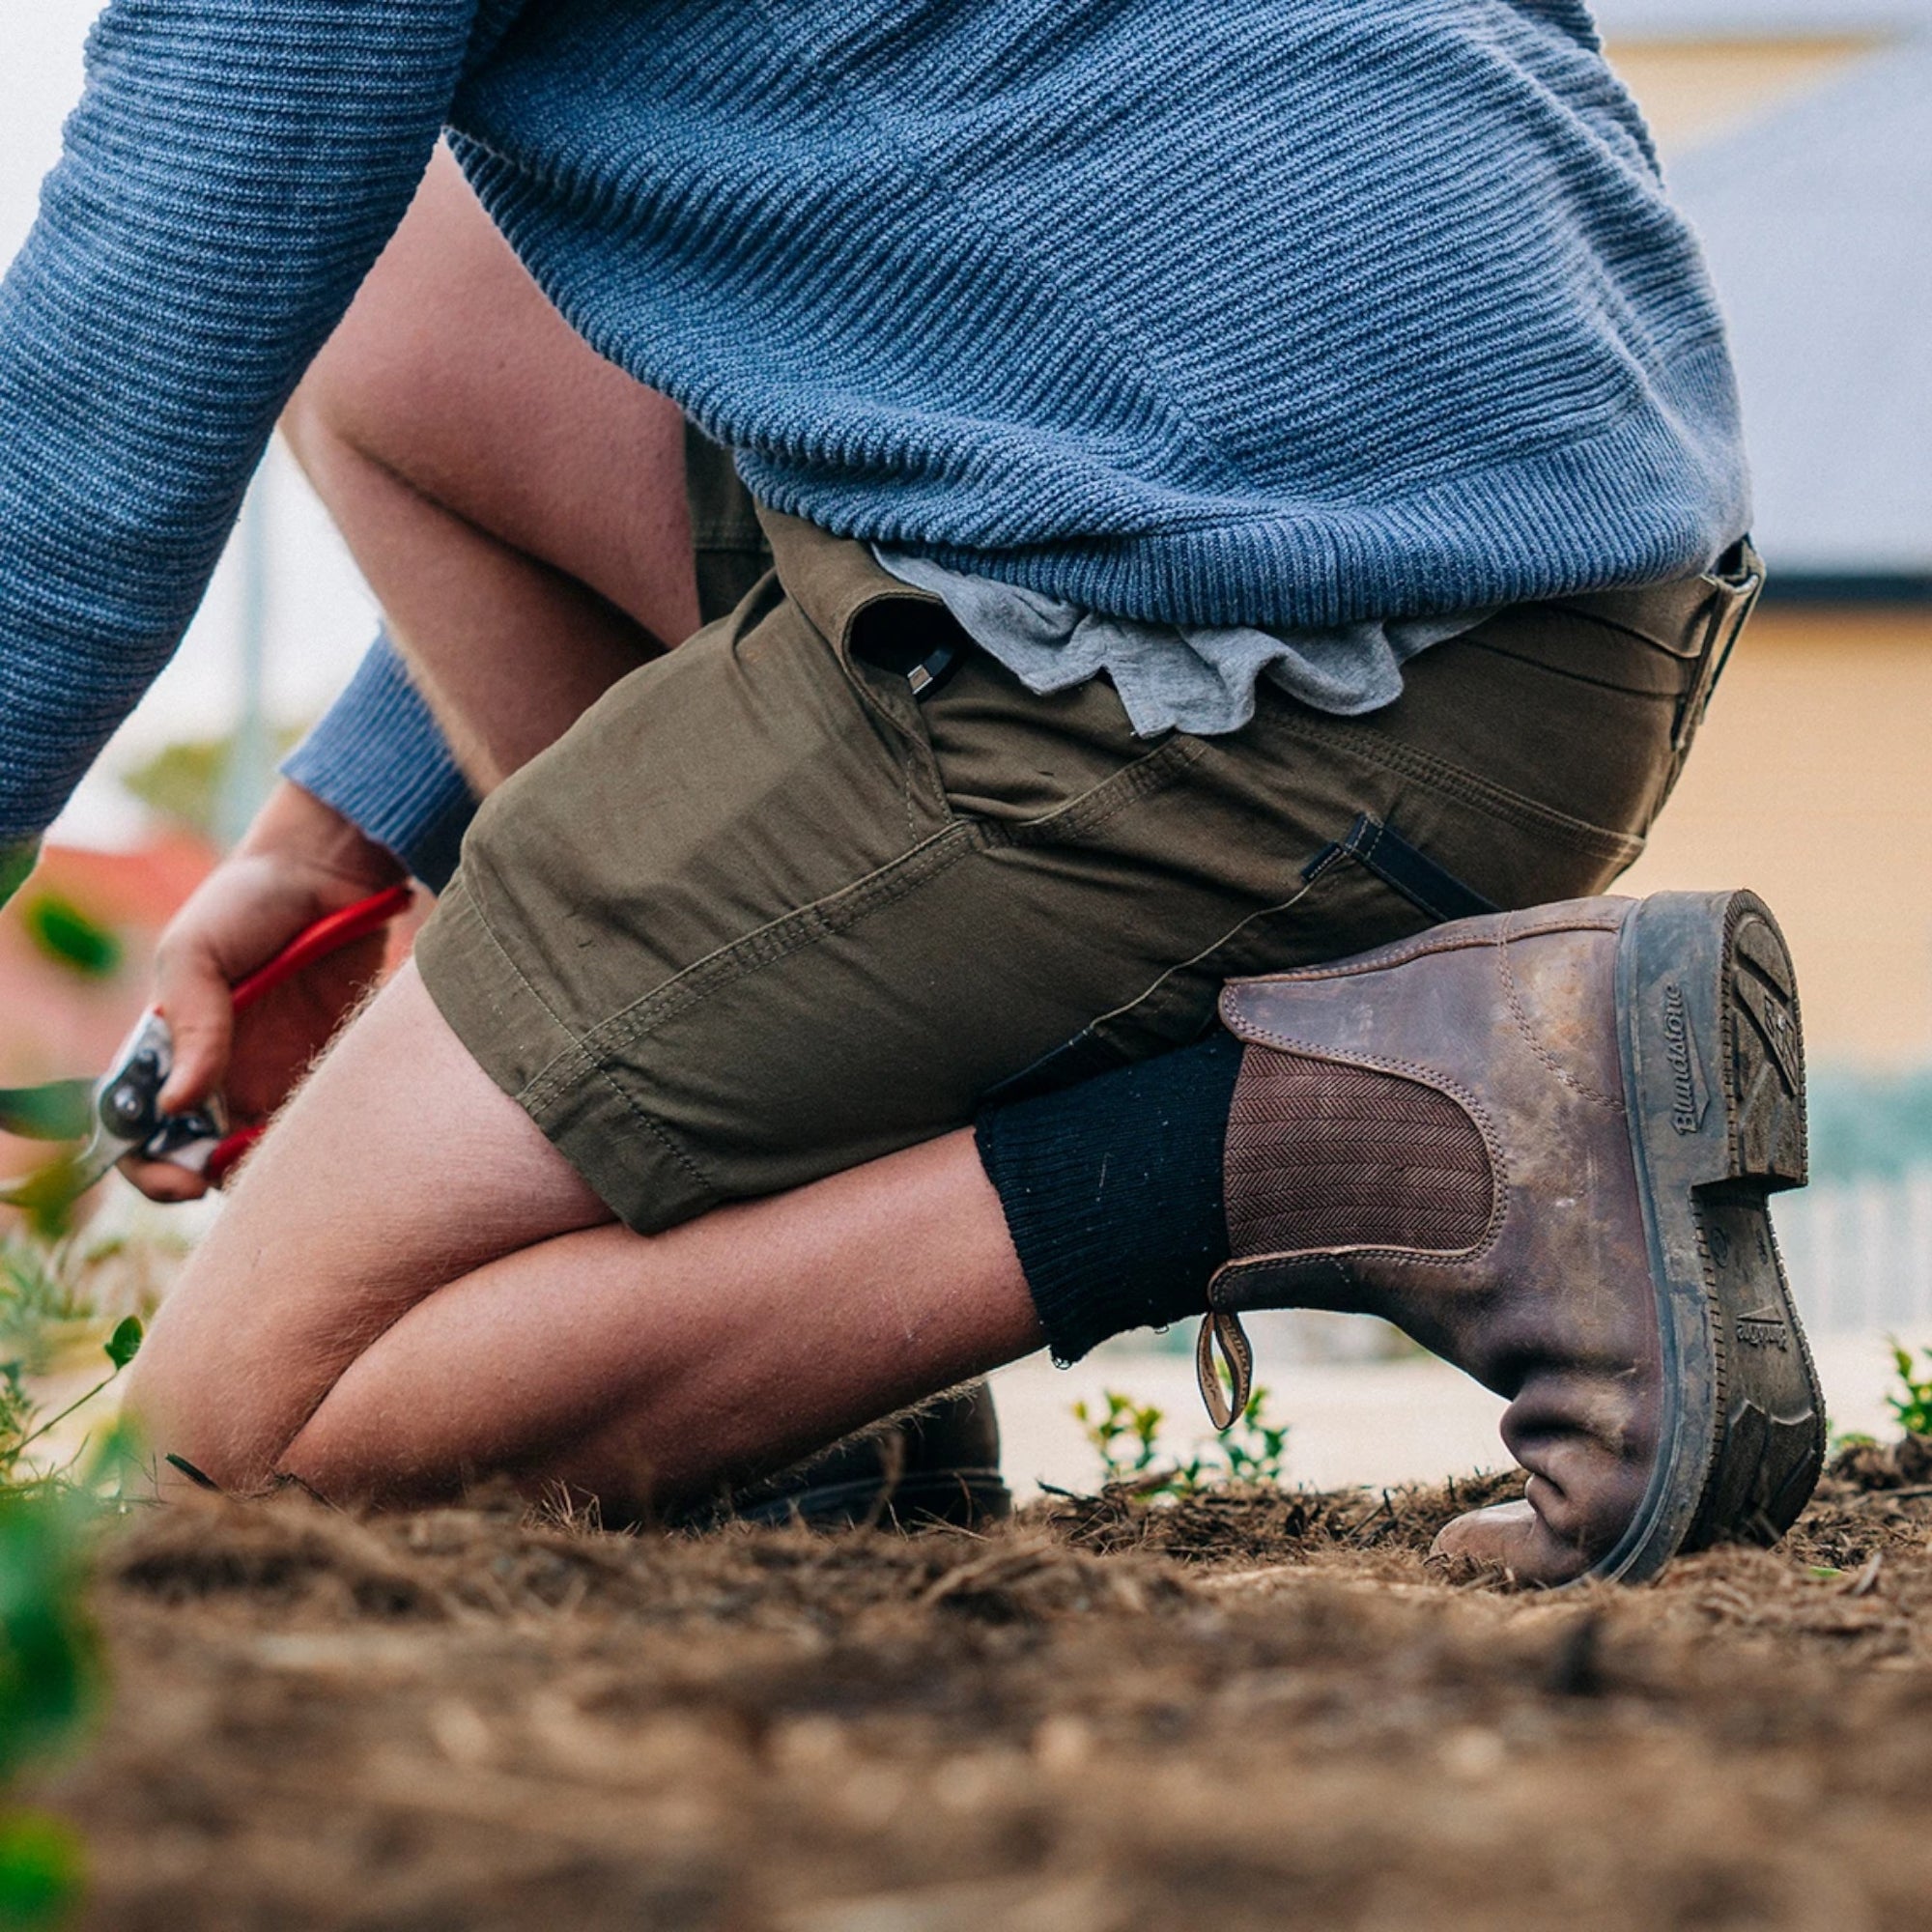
[282, 145, 703, 789]
[127, 965, 1039, 1511]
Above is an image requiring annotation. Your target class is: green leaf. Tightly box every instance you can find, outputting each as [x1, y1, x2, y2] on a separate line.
[0, 1086, 93, 1147]
[101, 1320, 142, 1373]
[0, 1810, 84, 1929]
[2, 1165, 83, 1247]
[18, 897, 121, 981]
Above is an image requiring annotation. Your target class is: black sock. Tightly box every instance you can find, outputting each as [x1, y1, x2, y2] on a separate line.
[974, 1031, 1245, 1365]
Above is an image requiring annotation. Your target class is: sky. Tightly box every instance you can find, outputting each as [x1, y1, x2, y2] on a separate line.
[4, 0, 377, 847]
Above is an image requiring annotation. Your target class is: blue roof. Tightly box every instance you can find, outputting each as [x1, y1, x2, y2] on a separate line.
[1668, 39, 1932, 580]
[1592, 0, 1932, 37]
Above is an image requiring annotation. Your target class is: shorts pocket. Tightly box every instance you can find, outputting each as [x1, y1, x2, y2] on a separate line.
[848, 621, 1208, 836]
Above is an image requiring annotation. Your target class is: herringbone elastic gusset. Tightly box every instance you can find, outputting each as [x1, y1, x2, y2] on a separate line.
[1225, 1052, 1492, 1259]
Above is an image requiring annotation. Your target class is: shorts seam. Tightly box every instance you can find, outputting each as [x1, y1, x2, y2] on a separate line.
[459, 873, 723, 1201]
[1087, 870, 1323, 1050]
[529, 735, 1207, 1112]
[996, 734, 1207, 846]
[525, 819, 984, 1114]
[1264, 712, 1643, 866]
[590, 1088, 721, 1204]
[451, 870, 597, 1104]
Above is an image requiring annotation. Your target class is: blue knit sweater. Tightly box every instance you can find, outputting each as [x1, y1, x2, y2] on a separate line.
[0, 0, 1747, 854]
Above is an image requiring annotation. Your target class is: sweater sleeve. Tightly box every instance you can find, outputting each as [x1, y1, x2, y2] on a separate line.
[281, 631, 476, 893]
[0, 0, 493, 848]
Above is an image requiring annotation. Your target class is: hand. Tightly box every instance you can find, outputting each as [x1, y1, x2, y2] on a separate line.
[122, 782, 410, 1203]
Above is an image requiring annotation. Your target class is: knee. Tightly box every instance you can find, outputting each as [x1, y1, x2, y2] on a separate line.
[122, 1332, 272, 1497]
[122, 1263, 341, 1499]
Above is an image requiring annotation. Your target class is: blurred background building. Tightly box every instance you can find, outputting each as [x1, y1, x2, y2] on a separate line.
[1599, 0, 1932, 1065]
[1591, 1, 1932, 1337]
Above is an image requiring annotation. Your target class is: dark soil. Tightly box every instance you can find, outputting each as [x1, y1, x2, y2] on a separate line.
[36, 1446, 1932, 1931]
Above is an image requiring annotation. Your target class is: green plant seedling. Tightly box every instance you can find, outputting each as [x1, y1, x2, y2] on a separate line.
[0, 1321, 142, 1496]
[1074, 1378, 1289, 1497]
[1072, 1392, 1168, 1483]
[1884, 1338, 1932, 1438]
[1221, 1386, 1291, 1485]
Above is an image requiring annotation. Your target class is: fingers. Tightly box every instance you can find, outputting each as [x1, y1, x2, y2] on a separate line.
[125, 923, 237, 1202]
[119, 786, 410, 1203]
[119, 1154, 212, 1205]
[154, 929, 239, 1115]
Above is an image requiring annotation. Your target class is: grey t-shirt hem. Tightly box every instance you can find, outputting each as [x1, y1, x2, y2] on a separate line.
[874, 547, 1491, 737]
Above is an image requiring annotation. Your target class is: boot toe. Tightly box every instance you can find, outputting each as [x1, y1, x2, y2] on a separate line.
[1429, 1498, 1596, 1587]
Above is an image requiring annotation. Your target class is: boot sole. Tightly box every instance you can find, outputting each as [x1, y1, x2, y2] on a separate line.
[1599, 890, 1826, 1583]
[721, 1469, 1012, 1532]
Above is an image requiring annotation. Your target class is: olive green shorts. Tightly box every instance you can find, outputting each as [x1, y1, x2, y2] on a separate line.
[415, 458, 1761, 1234]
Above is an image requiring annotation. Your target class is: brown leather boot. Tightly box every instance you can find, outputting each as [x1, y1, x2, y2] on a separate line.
[667, 1381, 1010, 1532]
[1198, 891, 1824, 1585]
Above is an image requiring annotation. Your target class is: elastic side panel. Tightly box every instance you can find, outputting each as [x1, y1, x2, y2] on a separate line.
[1225, 1050, 1493, 1258]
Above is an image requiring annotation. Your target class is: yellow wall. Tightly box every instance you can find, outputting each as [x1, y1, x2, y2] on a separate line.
[1604, 36, 1884, 154]
[1619, 610, 1932, 1066]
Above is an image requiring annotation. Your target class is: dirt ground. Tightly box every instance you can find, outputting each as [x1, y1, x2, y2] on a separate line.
[32, 1440, 1932, 1932]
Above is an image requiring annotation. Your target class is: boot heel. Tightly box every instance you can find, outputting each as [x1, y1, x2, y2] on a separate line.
[1611, 891, 1826, 1580]
[1719, 895, 1807, 1190]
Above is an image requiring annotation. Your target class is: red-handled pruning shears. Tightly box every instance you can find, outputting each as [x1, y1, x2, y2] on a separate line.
[0, 884, 412, 1210]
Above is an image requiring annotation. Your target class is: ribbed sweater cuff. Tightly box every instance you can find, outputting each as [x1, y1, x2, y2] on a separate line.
[282, 634, 475, 894]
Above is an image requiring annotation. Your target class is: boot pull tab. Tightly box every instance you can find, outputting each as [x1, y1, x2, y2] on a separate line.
[1196, 1311, 1254, 1431]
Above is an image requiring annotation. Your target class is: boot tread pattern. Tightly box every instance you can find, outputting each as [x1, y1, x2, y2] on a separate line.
[1727, 915, 1807, 1189]
[1607, 891, 1825, 1583]
[1680, 896, 1824, 1560]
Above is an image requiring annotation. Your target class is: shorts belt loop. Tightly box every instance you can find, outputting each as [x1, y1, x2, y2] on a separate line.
[1674, 538, 1766, 754]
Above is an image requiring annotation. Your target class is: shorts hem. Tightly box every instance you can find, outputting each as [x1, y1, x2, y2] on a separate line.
[414, 872, 724, 1233]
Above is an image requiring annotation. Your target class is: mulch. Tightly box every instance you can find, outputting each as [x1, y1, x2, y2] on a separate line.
[34, 1440, 1932, 1930]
